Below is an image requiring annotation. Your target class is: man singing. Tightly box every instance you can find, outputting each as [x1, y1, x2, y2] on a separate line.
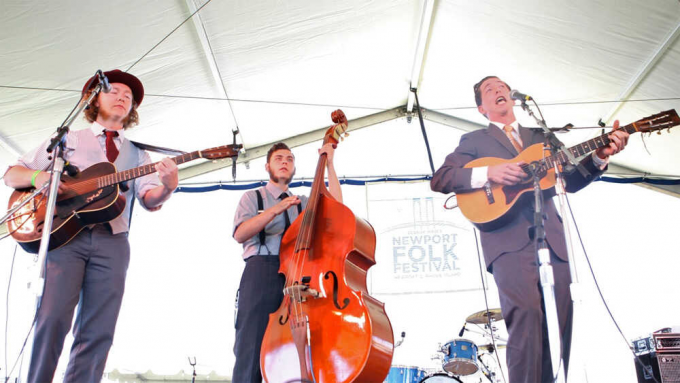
[431, 75, 628, 382]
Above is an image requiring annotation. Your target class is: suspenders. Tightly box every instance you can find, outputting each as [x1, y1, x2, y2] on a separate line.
[255, 188, 302, 255]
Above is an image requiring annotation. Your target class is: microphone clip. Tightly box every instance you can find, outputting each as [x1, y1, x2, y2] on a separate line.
[96, 70, 111, 93]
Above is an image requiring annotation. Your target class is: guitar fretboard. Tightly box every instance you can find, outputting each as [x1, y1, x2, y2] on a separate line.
[535, 116, 675, 172]
[95, 150, 202, 189]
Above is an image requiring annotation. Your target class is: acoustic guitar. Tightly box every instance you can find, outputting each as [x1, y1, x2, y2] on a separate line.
[6, 144, 240, 253]
[456, 109, 679, 231]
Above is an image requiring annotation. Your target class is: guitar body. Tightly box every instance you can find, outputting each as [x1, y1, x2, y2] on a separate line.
[6, 143, 242, 253]
[453, 109, 680, 231]
[457, 143, 556, 231]
[7, 162, 125, 253]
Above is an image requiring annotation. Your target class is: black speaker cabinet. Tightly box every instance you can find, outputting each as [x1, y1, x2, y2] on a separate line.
[635, 353, 661, 383]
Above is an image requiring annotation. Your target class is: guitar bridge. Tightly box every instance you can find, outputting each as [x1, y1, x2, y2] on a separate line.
[483, 182, 495, 204]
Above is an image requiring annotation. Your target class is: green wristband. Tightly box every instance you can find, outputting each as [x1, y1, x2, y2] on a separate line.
[30, 170, 41, 187]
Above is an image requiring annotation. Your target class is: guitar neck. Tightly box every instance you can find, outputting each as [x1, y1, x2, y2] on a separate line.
[547, 123, 638, 167]
[98, 150, 202, 188]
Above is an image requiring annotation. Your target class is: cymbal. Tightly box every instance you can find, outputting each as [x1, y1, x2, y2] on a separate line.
[478, 342, 507, 352]
[465, 308, 503, 324]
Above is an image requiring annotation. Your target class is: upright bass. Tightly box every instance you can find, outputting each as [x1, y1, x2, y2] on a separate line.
[260, 110, 394, 382]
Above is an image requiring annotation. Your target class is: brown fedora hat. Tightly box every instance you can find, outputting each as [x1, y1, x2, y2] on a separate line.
[82, 69, 145, 106]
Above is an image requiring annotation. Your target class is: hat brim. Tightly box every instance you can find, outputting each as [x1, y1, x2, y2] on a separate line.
[82, 70, 144, 106]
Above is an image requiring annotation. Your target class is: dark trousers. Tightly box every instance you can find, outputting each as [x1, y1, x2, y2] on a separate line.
[491, 243, 573, 383]
[28, 225, 130, 383]
[232, 256, 285, 383]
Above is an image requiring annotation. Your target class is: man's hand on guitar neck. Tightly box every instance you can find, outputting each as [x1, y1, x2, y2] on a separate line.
[155, 157, 179, 191]
[595, 120, 629, 159]
[143, 158, 179, 210]
[487, 162, 527, 186]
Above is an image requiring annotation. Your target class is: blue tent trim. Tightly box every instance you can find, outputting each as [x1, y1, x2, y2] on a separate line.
[174, 175, 679, 193]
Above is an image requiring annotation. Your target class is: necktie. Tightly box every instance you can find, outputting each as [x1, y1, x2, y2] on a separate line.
[503, 125, 523, 153]
[278, 192, 291, 233]
[104, 130, 119, 163]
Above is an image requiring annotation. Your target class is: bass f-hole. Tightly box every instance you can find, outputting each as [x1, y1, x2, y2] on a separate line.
[324, 271, 350, 310]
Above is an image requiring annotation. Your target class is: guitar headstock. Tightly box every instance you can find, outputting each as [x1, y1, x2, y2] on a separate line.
[323, 109, 349, 145]
[631, 109, 680, 134]
[199, 144, 242, 160]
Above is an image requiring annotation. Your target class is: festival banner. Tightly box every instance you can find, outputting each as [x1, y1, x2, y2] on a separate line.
[366, 182, 486, 294]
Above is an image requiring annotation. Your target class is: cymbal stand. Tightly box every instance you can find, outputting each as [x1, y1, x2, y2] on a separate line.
[464, 321, 508, 343]
[478, 354, 500, 383]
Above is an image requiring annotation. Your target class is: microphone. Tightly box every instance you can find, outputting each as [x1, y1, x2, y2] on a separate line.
[458, 323, 467, 337]
[63, 161, 80, 177]
[97, 70, 112, 93]
[509, 89, 532, 102]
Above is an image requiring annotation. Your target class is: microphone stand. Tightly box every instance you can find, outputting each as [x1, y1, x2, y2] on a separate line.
[0, 184, 49, 227]
[17, 72, 106, 383]
[33, 79, 104, 305]
[519, 100, 587, 383]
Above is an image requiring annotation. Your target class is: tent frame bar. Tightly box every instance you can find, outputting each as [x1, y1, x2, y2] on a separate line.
[601, 20, 680, 123]
[179, 106, 407, 180]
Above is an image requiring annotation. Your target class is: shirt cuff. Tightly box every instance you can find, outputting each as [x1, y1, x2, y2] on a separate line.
[471, 166, 489, 189]
[591, 152, 609, 170]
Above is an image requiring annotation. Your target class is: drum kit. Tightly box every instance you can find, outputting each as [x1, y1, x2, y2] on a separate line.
[384, 309, 507, 383]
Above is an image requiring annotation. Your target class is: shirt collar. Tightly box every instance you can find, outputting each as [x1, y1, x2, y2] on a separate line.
[265, 182, 288, 198]
[490, 120, 518, 132]
[91, 121, 125, 140]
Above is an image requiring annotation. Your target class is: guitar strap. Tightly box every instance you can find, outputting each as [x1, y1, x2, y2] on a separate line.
[125, 142, 186, 231]
[130, 140, 187, 156]
[255, 188, 301, 255]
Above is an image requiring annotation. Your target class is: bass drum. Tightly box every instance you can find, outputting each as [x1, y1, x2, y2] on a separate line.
[419, 372, 463, 382]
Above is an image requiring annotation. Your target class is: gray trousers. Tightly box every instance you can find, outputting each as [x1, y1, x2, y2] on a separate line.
[232, 256, 285, 383]
[28, 225, 130, 383]
[491, 243, 573, 383]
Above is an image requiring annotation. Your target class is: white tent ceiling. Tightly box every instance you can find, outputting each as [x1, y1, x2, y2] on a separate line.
[1, 0, 679, 190]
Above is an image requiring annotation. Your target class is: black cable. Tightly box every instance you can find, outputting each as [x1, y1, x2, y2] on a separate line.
[473, 228, 507, 383]
[565, 194, 661, 383]
[0, 85, 389, 111]
[4, 151, 57, 383]
[433, 96, 680, 111]
[4, 245, 17, 383]
[3, 242, 42, 383]
[411, 88, 435, 175]
[3, 84, 679, 110]
[4, 313, 37, 383]
[190, 7, 242, 140]
[126, 0, 214, 72]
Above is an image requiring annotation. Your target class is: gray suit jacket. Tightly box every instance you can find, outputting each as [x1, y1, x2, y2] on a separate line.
[431, 124, 605, 270]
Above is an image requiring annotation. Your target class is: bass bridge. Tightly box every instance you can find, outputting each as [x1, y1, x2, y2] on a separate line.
[284, 276, 323, 303]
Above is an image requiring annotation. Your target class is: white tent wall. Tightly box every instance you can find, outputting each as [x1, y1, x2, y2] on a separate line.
[1, 119, 679, 382]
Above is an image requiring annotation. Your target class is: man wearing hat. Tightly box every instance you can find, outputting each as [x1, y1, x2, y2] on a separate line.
[4, 70, 178, 383]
